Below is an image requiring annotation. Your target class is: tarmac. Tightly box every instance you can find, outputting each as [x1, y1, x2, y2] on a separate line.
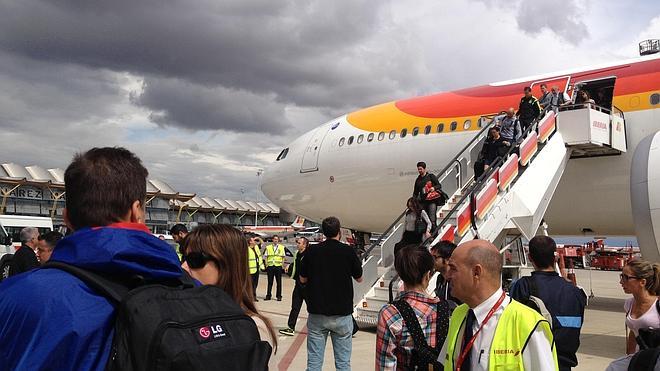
[255, 268, 629, 370]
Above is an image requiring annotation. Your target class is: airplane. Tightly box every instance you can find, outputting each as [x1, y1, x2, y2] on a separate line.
[261, 50, 660, 260]
[241, 216, 307, 239]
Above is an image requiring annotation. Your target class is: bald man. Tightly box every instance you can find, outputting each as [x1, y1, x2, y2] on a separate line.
[441, 240, 558, 371]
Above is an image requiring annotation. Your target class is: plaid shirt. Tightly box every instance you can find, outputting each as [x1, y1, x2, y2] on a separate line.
[376, 290, 440, 370]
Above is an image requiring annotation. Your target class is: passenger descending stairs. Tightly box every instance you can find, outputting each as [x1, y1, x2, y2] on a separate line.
[352, 105, 628, 327]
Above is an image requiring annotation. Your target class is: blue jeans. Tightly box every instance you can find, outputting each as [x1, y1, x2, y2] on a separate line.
[306, 313, 353, 371]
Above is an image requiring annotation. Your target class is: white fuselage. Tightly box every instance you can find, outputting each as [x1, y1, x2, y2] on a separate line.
[262, 109, 657, 234]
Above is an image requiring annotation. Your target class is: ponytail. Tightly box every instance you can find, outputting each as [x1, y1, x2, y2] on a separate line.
[653, 263, 660, 296]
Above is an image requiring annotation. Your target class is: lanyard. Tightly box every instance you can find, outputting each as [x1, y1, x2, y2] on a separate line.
[455, 291, 507, 371]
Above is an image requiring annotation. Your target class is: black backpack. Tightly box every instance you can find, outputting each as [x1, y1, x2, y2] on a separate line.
[43, 261, 272, 371]
[392, 298, 451, 371]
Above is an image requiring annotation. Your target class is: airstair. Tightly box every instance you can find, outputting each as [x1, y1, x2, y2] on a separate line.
[352, 104, 628, 327]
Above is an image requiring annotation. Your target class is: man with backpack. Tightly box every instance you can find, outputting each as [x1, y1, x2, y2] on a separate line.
[510, 236, 587, 371]
[0, 148, 185, 370]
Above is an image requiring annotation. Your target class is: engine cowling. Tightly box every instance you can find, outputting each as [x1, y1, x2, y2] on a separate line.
[630, 131, 660, 262]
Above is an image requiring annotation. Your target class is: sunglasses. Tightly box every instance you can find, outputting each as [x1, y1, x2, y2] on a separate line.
[182, 251, 215, 269]
[620, 273, 640, 281]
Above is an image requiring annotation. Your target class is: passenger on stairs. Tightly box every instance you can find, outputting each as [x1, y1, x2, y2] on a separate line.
[538, 84, 552, 110]
[413, 161, 445, 234]
[498, 108, 522, 144]
[549, 86, 570, 113]
[395, 198, 432, 254]
[376, 245, 452, 371]
[517, 86, 542, 131]
[474, 127, 510, 180]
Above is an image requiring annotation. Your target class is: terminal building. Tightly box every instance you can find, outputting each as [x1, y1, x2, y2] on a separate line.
[0, 162, 286, 235]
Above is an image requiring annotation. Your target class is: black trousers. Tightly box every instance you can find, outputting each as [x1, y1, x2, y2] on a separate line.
[251, 272, 259, 297]
[266, 266, 283, 299]
[520, 117, 534, 132]
[287, 283, 306, 329]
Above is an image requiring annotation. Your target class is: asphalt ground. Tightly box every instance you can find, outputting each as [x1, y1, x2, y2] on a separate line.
[255, 268, 629, 370]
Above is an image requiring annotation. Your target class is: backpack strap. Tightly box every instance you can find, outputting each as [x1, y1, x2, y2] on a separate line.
[528, 275, 539, 298]
[435, 300, 450, 352]
[42, 261, 130, 303]
[41, 261, 194, 304]
[392, 299, 429, 351]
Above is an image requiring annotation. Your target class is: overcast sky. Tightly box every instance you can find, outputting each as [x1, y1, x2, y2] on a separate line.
[0, 0, 658, 201]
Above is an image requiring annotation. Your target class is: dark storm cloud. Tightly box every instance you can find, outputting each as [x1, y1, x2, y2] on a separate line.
[131, 78, 290, 133]
[0, 0, 407, 132]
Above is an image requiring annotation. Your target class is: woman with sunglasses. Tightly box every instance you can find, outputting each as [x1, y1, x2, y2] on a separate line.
[180, 224, 278, 367]
[620, 259, 660, 354]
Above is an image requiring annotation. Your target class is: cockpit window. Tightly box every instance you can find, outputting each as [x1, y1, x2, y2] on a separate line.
[276, 148, 289, 161]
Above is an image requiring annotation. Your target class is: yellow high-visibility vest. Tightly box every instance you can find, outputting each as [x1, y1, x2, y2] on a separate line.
[444, 300, 558, 371]
[265, 244, 285, 267]
[248, 245, 264, 274]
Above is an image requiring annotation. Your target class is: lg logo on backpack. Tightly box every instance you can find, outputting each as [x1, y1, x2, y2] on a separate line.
[195, 323, 229, 344]
[199, 327, 211, 339]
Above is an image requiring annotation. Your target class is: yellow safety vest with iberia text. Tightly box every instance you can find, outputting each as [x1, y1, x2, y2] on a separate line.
[265, 244, 285, 267]
[248, 245, 264, 274]
[444, 300, 558, 371]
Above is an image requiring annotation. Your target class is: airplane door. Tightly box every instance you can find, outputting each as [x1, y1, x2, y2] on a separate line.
[300, 125, 330, 173]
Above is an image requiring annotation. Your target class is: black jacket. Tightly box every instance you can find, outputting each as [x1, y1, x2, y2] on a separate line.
[480, 137, 510, 164]
[518, 95, 542, 121]
[510, 271, 587, 368]
[8, 244, 39, 276]
[413, 172, 441, 202]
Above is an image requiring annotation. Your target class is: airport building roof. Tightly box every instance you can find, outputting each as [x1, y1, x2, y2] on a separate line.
[0, 162, 279, 215]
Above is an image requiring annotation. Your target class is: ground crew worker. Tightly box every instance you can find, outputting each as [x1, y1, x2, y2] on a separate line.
[443, 239, 558, 371]
[247, 234, 265, 302]
[280, 236, 308, 336]
[170, 223, 188, 260]
[263, 235, 286, 301]
[517, 86, 542, 131]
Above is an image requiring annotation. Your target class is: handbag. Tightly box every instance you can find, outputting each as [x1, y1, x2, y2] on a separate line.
[424, 181, 441, 201]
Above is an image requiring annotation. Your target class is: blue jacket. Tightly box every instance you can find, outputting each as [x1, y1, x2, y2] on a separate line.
[0, 223, 182, 371]
[510, 271, 587, 368]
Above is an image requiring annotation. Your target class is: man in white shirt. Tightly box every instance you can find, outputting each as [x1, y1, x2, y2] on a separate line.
[440, 239, 558, 371]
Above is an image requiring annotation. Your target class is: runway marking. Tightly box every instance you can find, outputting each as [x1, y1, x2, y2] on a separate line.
[278, 322, 308, 371]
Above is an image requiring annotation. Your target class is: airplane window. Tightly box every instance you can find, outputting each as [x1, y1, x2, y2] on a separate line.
[348, 136, 354, 145]
[378, 132, 385, 141]
[651, 93, 660, 105]
[412, 127, 419, 136]
[357, 134, 364, 144]
[276, 148, 289, 161]
[389, 130, 396, 139]
[401, 128, 408, 138]
[437, 123, 444, 133]
[339, 137, 345, 146]
[463, 119, 471, 130]
[450, 121, 457, 131]
[367, 133, 374, 142]
[424, 125, 431, 135]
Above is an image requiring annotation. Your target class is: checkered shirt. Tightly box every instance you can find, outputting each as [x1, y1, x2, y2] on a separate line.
[375, 290, 440, 370]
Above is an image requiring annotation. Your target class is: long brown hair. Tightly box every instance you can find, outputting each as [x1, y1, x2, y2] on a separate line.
[407, 197, 422, 217]
[182, 224, 277, 350]
[627, 259, 660, 296]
